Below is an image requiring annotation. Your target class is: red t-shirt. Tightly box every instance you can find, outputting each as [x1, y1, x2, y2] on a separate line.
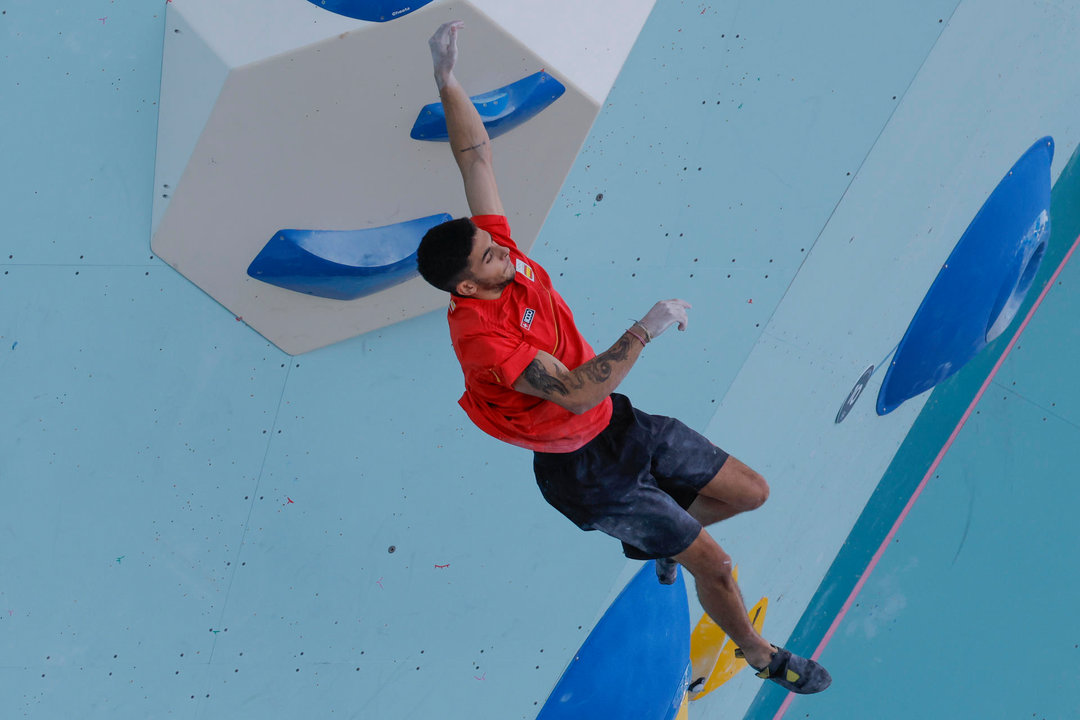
[448, 215, 613, 453]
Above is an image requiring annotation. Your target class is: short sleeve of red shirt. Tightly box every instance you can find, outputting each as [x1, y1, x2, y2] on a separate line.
[455, 328, 537, 391]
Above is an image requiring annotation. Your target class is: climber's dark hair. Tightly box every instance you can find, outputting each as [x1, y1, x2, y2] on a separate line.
[416, 217, 478, 293]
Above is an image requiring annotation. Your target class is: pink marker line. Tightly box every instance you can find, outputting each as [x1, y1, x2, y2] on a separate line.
[773, 231, 1080, 720]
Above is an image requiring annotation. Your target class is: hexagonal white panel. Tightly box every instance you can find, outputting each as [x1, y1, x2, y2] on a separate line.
[152, 0, 655, 354]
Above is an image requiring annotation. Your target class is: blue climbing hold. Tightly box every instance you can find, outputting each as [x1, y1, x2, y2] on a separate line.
[247, 213, 452, 301]
[536, 561, 691, 720]
[303, 0, 434, 22]
[410, 71, 566, 142]
[877, 137, 1054, 415]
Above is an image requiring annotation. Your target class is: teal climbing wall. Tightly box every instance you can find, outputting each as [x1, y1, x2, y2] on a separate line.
[3, 1, 1080, 719]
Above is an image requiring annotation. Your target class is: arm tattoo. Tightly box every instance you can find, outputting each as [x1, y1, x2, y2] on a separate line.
[579, 335, 632, 384]
[521, 358, 574, 397]
[521, 335, 634, 397]
[458, 140, 488, 154]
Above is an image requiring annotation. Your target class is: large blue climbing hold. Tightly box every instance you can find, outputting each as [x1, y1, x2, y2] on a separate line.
[410, 70, 566, 141]
[536, 561, 691, 720]
[247, 213, 452, 301]
[303, 0, 434, 22]
[877, 137, 1054, 415]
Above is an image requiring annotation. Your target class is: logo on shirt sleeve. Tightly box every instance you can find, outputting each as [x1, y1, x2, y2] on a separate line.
[515, 258, 535, 281]
[521, 308, 535, 330]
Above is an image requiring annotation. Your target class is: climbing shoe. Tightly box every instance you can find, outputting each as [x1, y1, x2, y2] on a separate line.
[734, 646, 832, 694]
[654, 557, 678, 585]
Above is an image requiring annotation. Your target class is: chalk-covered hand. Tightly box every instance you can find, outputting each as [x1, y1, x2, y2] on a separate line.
[429, 21, 464, 88]
[637, 299, 691, 341]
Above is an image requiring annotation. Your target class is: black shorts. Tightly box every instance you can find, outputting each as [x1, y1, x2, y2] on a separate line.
[532, 393, 729, 560]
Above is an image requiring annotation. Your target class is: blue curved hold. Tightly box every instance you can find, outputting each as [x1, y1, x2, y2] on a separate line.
[877, 137, 1054, 415]
[247, 213, 452, 301]
[410, 71, 566, 141]
[537, 561, 691, 720]
[303, 0, 434, 22]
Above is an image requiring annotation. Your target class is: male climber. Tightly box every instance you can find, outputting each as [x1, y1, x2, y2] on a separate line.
[415, 21, 830, 695]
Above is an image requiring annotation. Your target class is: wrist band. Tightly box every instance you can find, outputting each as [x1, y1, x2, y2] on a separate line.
[632, 320, 652, 343]
[626, 327, 647, 347]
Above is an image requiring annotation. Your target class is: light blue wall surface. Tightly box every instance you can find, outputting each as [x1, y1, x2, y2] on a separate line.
[2, 1, 1079, 719]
